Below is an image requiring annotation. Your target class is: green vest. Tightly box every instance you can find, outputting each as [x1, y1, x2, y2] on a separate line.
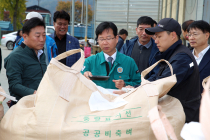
[81, 51, 141, 89]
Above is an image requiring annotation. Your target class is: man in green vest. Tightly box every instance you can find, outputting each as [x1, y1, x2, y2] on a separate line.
[81, 22, 141, 89]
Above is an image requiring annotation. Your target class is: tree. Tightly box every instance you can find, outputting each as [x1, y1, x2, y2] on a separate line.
[56, 0, 93, 23]
[0, 0, 27, 30]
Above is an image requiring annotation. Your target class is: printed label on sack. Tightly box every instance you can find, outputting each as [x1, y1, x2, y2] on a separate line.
[83, 128, 132, 138]
[71, 107, 142, 123]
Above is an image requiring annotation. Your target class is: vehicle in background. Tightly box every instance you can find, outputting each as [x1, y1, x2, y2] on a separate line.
[77, 23, 85, 27]
[1, 26, 56, 50]
[1, 31, 17, 50]
[79, 39, 95, 46]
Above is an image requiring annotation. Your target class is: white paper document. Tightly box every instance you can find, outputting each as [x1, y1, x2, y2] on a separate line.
[89, 86, 128, 111]
[0, 91, 17, 102]
[181, 122, 205, 140]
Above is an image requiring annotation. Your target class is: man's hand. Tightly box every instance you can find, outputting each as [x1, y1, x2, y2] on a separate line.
[125, 85, 134, 88]
[113, 90, 126, 95]
[33, 90, 37, 94]
[6, 100, 11, 107]
[113, 79, 125, 89]
[84, 71, 93, 80]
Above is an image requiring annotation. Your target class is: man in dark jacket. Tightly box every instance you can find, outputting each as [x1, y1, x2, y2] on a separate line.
[188, 20, 210, 93]
[120, 16, 159, 78]
[4, 18, 47, 106]
[182, 20, 194, 50]
[145, 18, 201, 123]
[50, 10, 80, 67]
[116, 29, 128, 51]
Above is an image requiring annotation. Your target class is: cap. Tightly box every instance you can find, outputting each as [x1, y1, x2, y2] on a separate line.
[24, 12, 43, 21]
[145, 18, 181, 36]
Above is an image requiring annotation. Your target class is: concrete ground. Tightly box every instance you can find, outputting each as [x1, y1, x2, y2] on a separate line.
[0, 45, 12, 114]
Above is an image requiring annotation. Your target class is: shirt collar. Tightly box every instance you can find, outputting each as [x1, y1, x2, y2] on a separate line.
[193, 45, 210, 59]
[137, 38, 152, 49]
[37, 49, 43, 61]
[103, 49, 117, 64]
[54, 32, 67, 40]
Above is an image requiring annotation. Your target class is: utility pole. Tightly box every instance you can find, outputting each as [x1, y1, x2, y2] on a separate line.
[85, 0, 88, 46]
[71, 0, 75, 36]
[81, 0, 84, 24]
[37, 0, 41, 6]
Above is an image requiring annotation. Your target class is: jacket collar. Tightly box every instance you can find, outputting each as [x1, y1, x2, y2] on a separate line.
[54, 32, 67, 40]
[199, 47, 210, 72]
[21, 42, 43, 57]
[99, 50, 122, 65]
[155, 39, 182, 61]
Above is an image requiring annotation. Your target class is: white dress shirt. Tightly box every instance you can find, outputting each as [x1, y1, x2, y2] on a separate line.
[37, 49, 44, 61]
[103, 50, 117, 64]
[193, 45, 210, 65]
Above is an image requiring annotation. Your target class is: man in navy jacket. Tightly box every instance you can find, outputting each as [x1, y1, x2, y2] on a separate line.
[120, 16, 158, 78]
[145, 18, 200, 123]
[187, 20, 210, 93]
[116, 29, 128, 51]
[50, 10, 80, 67]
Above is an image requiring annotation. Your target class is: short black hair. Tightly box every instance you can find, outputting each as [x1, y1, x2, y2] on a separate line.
[95, 22, 118, 40]
[182, 20, 194, 31]
[53, 10, 70, 23]
[166, 31, 180, 39]
[187, 20, 210, 33]
[137, 16, 154, 27]
[22, 17, 45, 35]
[17, 29, 22, 36]
[119, 29, 128, 36]
[153, 20, 157, 26]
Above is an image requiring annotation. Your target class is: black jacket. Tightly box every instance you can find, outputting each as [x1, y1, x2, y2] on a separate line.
[116, 36, 124, 51]
[4, 43, 47, 101]
[148, 40, 201, 123]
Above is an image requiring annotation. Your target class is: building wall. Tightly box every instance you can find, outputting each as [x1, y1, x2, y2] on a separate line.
[161, 0, 185, 24]
[95, 0, 161, 39]
[161, 0, 204, 23]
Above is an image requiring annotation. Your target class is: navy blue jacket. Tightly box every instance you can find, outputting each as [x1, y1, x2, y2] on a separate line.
[120, 37, 159, 77]
[148, 40, 200, 123]
[116, 36, 124, 51]
[198, 47, 210, 93]
[120, 37, 158, 67]
[50, 33, 81, 67]
[148, 40, 194, 87]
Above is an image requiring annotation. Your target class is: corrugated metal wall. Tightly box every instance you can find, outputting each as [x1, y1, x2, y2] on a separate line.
[95, 0, 161, 39]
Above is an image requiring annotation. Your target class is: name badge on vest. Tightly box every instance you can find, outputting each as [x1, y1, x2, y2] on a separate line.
[117, 67, 123, 73]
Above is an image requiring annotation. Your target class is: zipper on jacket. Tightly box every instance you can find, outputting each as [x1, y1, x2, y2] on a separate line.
[38, 61, 44, 76]
[35, 52, 44, 76]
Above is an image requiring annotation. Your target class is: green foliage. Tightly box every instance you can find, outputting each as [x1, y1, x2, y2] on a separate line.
[0, 0, 27, 30]
[56, 0, 93, 23]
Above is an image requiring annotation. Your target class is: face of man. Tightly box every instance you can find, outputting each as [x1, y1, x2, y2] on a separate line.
[97, 28, 118, 56]
[182, 29, 188, 40]
[188, 28, 209, 49]
[136, 24, 152, 45]
[120, 34, 127, 41]
[53, 18, 68, 39]
[155, 31, 175, 52]
[23, 26, 46, 53]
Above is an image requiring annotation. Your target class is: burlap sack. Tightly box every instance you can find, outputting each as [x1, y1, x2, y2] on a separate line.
[0, 86, 6, 122]
[200, 75, 210, 139]
[0, 49, 185, 140]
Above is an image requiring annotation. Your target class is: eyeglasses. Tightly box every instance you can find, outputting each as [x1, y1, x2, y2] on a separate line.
[187, 33, 202, 38]
[56, 23, 68, 27]
[97, 37, 115, 43]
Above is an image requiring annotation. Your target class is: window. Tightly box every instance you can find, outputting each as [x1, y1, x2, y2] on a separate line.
[47, 28, 55, 34]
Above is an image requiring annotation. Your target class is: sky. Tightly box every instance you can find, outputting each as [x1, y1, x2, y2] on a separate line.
[26, 0, 94, 25]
